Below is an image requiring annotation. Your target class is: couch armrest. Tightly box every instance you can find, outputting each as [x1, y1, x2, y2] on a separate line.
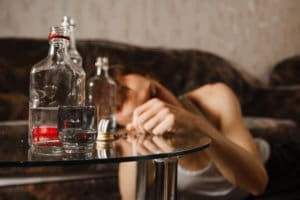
[244, 116, 300, 200]
[242, 86, 300, 121]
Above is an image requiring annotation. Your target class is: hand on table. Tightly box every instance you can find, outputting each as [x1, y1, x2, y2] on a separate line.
[123, 98, 204, 155]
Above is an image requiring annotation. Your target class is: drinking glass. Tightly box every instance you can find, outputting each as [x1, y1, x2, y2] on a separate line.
[58, 106, 96, 156]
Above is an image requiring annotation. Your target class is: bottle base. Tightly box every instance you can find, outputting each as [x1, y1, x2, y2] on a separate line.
[31, 145, 64, 156]
[63, 144, 94, 155]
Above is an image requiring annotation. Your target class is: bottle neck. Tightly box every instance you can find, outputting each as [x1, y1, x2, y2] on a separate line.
[69, 28, 77, 50]
[48, 39, 69, 58]
[96, 67, 109, 77]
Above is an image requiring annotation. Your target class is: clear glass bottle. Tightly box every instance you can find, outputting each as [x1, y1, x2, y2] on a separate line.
[87, 57, 116, 154]
[61, 16, 86, 103]
[61, 16, 83, 68]
[28, 26, 86, 155]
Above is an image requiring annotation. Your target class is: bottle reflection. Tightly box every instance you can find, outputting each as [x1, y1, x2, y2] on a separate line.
[28, 148, 63, 161]
[96, 140, 116, 158]
[62, 152, 93, 160]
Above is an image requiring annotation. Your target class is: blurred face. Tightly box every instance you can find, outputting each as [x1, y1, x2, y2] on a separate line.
[116, 74, 151, 126]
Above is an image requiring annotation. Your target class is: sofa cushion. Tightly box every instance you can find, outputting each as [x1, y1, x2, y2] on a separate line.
[270, 55, 300, 86]
[242, 86, 300, 120]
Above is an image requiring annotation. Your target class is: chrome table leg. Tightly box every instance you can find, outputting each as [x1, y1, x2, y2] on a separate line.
[136, 157, 178, 200]
[154, 157, 178, 200]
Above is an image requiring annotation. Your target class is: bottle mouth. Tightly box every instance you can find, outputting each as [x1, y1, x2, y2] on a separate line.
[48, 34, 70, 40]
[95, 57, 109, 68]
[61, 16, 76, 28]
[48, 26, 70, 41]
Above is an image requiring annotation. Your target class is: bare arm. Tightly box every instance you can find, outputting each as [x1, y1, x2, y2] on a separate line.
[185, 83, 268, 195]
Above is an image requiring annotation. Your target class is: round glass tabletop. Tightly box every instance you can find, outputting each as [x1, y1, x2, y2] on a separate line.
[0, 122, 211, 167]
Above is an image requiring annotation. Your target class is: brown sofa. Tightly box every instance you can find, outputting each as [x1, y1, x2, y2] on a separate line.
[0, 38, 299, 199]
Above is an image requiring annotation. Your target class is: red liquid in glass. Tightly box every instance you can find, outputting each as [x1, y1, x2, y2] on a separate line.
[32, 126, 61, 146]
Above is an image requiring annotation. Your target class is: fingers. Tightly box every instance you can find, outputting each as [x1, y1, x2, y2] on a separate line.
[152, 114, 175, 135]
[152, 136, 174, 152]
[131, 134, 158, 155]
[143, 139, 162, 154]
[132, 98, 176, 135]
[143, 107, 171, 134]
[132, 98, 164, 134]
[126, 123, 135, 132]
[129, 134, 174, 155]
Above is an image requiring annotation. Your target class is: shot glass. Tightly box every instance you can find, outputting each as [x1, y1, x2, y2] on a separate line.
[58, 106, 97, 156]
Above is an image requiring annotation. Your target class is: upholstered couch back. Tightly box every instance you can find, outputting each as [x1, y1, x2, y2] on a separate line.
[0, 38, 299, 121]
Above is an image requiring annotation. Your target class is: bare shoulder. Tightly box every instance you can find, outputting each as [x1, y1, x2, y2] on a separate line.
[187, 83, 239, 105]
[185, 83, 242, 126]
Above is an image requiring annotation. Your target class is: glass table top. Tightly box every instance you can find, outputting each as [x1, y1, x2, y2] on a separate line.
[0, 121, 211, 167]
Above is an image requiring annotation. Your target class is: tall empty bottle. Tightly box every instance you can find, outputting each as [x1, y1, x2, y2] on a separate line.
[87, 57, 116, 156]
[61, 16, 86, 102]
[61, 16, 83, 68]
[28, 26, 86, 155]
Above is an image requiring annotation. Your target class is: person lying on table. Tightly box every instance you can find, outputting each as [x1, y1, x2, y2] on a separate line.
[115, 73, 269, 200]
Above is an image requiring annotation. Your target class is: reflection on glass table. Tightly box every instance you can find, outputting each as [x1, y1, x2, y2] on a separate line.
[0, 122, 210, 200]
